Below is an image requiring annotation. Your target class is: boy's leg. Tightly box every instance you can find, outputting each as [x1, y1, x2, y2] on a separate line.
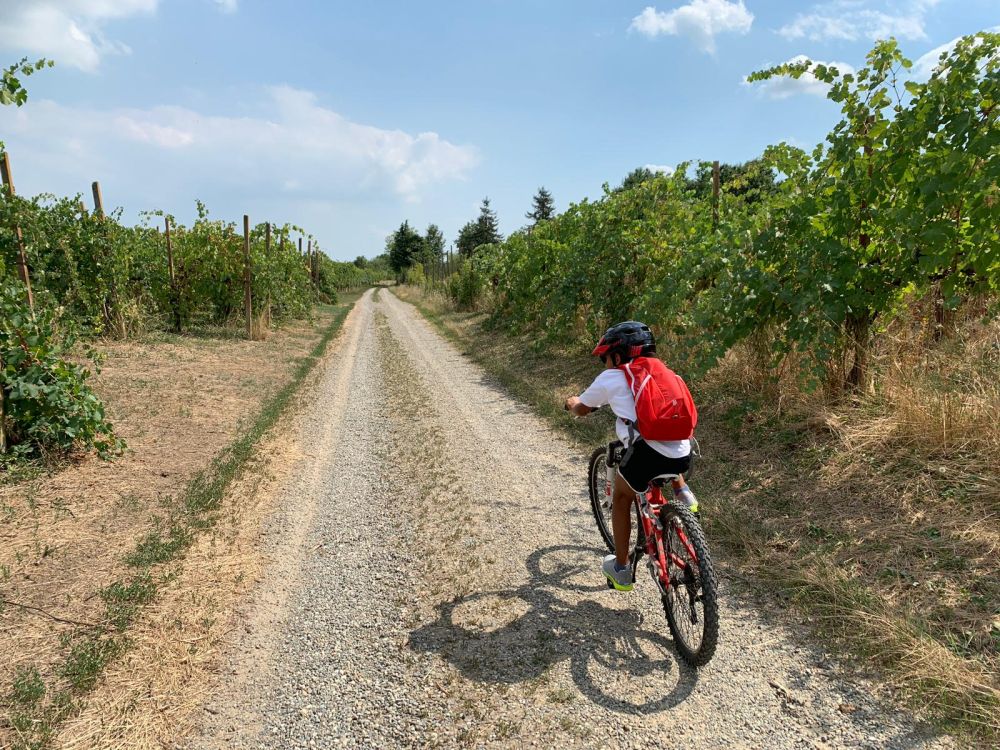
[671, 475, 699, 512]
[603, 474, 637, 591]
[611, 474, 635, 567]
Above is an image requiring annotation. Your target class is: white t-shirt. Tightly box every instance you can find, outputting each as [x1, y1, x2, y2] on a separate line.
[579, 368, 691, 459]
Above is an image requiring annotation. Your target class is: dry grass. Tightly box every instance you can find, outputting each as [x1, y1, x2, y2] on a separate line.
[53, 419, 312, 749]
[698, 305, 1000, 743]
[0, 308, 345, 749]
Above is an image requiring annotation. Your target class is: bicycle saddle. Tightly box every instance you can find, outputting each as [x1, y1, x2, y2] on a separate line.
[649, 473, 680, 488]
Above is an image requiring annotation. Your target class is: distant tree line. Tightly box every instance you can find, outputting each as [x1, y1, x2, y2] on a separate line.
[382, 161, 772, 279]
[385, 186, 561, 278]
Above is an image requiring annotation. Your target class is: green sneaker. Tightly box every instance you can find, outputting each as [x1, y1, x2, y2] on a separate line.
[675, 486, 699, 515]
[602, 555, 633, 591]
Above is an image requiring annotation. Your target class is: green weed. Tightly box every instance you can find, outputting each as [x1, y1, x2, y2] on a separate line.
[10, 667, 45, 706]
[124, 525, 191, 567]
[59, 637, 124, 692]
[100, 573, 156, 630]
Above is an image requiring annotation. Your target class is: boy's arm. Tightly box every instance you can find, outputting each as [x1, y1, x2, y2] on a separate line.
[566, 373, 607, 416]
[564, 396, 595, 416]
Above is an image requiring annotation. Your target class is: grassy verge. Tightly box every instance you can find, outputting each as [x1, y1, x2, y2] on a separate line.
[3, 294, 361, 750]
[393, 286, 999, 746]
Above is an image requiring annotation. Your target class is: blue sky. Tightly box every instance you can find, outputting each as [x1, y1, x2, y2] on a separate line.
[0, 0, 996, 260]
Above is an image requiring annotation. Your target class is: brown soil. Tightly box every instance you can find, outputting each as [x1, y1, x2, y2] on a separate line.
[0, 310, 337, 746]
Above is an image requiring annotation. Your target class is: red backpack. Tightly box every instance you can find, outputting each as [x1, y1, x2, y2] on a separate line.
[618, 356, 697, 441]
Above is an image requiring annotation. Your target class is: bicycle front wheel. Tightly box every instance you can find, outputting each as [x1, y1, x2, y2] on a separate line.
[587, 447, 615, 553]
[659, 502, 719, 667]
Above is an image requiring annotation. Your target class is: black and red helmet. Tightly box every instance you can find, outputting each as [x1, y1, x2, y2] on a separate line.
[591, 320, 656, 362]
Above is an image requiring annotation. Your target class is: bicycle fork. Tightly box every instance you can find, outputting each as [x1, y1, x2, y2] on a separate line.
[634, 495, 701, 621]
[631, 495, 667, 592]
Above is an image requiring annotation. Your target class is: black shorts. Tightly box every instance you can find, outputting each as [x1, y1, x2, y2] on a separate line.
[617, 440, 691, 493]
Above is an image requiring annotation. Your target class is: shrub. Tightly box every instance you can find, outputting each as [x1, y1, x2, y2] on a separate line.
[0, 278, 124, 460]
[446, 259, 484, 310]
[405, 262, 426, 286]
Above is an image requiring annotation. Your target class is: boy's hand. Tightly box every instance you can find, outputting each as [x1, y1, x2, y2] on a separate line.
[564, 396, 592, 416]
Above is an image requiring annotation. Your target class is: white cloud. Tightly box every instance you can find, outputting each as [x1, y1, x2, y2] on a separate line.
[0, 86, 479, 203]
[778, 1, 942, 43]
[644, 163, 675, 175]
[630, 0, 754, 53]
[0, 0, 158, 72]
[912, 38, 958, 78]
[911, 27, 1000, 79]
[213, 0, 238, 13]
[746, 55, 856, 99]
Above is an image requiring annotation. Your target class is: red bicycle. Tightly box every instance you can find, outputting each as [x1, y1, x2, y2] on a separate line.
[588, 440, 719, 667]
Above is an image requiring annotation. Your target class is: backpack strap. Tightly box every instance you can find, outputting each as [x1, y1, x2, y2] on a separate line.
[620, 418, 643, 465]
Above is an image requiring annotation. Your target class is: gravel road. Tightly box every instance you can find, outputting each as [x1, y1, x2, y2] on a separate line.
[190, 288, 956, 749]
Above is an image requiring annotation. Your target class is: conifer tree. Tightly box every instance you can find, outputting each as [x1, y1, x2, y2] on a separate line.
[386, 221, 423, 274]
[526, 186, 555, 224]
[456, 197, 503, 256]
[423, 224, 446, 266]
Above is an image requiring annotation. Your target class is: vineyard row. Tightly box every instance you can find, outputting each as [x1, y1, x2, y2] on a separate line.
[444, 35, 999, 391]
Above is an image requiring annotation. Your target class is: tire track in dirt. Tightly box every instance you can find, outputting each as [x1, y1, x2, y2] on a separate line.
[190, 289, 957, 749]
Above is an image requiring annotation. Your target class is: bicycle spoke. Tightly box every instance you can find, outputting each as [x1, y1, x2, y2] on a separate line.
[665, 512, 705, 653]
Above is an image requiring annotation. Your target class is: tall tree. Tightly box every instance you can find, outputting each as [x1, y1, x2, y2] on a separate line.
[526, 187, 555, 224]
[477, 197, 502, 246]
[615, 167, 657, 193]
[422, 224, 446, 266]
[456, 197, 503, 256]
[386, 221, 423, 274]
[455, 221, 480, 257]
[685, 159, 777, 203]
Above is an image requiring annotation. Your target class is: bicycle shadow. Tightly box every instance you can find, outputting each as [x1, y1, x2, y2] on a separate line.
[408, 544, 698, 715]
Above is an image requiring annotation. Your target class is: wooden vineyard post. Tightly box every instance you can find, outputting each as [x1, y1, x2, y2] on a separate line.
[91, 181, 104, 219]
[263, 222, 271, 329]
[308, 239, 315, 284]
[0, 356, 5, 453]
[165, 217, 181, 333]
[711, 160, 720, 230]
[91, 180, 124, 336]
[243, 215, 253, 340]
[0, 152, 35, 314]
[298, 237, 305, 274]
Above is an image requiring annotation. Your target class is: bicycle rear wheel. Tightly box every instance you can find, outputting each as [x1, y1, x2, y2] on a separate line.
[658, 502, 719, 667]
[587, 447, 615, 553]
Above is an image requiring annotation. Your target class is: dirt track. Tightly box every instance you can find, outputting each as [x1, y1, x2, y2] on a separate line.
[190, 288, 955, 749]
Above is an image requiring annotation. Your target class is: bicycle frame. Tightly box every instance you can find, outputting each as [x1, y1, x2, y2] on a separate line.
[591, 440, 720, 665]
[597, 441, 700, 591]
[631, 481, 699, 594]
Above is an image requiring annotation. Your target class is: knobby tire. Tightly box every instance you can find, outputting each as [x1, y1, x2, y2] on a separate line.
[588, 446, 615, 553]
[659, 502, 719, 667]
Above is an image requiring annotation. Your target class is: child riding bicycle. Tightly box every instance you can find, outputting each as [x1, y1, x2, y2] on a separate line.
[564, 320, 699, 592]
